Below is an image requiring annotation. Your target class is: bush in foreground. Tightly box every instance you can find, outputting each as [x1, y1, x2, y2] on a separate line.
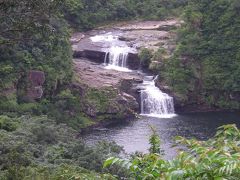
[104, 124, 240, 179]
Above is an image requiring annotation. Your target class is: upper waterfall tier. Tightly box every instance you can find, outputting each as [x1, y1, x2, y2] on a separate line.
[104, 46, 133, 72]
[90, 33, 136, 71]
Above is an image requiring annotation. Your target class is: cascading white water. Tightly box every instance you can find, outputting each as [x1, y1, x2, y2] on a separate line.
[90, 33, 175, 118]
[90, 33, 135, 72]
[140, 76, 176, 118]
[90, 34, 118, 42]
[104, 46, 132, 72]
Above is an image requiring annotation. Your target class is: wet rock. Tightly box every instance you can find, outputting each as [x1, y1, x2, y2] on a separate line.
[78, 87, 138, 119]
[119, 78, 143, 112]
[85, 105, 97, 117]
[73, 50, 106, 63]
[119, 36, 137, 42]
[127, 53, 140, 70]
[121, 92, 139, 111]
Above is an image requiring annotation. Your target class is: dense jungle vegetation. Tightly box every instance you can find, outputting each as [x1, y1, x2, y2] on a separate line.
[0, 0, 187, 127]
[0, 0, 240, 179]
[159, 0, 240, 109]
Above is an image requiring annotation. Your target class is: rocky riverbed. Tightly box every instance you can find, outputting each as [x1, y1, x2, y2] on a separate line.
[71, 19, 181, 124]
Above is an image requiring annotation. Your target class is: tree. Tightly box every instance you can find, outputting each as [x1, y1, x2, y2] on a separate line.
[162, 0, 240, 109]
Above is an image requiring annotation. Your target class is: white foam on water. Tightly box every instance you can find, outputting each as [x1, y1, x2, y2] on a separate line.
[90, 33, 135, 71]
[140, 76, 176, 118]
[104, 65, 132, 72]
[104, 46, 134, 71]
[90, 34, 118, 42]
[140, 113, 177, 119]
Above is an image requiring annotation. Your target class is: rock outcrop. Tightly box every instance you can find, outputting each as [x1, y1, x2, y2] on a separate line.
[73, 59, 143, 121]
[17, 70, 45, 102]
[114, 19, 182, 31]
[127, 53, 140, 70]
[73, 49, 106, 63]
[27, 70, 45, 100]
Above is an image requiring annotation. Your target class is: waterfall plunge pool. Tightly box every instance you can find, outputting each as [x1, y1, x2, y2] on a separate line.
[86, 32, 240, 159]
[83, 112, 240, 159]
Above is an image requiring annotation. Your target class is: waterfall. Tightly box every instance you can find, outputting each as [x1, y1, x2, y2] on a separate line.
[90, 33, 135, 72]
[140, 76, 176, 118]
[104, 46, 132, 72]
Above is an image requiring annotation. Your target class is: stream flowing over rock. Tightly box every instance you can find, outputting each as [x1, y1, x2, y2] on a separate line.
[71, 19, 181, 123]
[140, 76, 175, 118]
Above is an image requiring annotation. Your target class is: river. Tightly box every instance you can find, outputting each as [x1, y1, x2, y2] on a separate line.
[84, 112, 240, 159]
[79, 24, 240, 160]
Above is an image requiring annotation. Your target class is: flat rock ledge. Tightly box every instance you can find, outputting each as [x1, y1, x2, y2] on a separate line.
[72, 59, 144, 122]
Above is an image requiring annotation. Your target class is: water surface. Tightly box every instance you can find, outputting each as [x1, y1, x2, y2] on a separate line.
[84, 112, 240, 159]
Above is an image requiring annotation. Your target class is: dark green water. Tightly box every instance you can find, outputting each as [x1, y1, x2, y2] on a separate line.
[84, 112, 240, 159]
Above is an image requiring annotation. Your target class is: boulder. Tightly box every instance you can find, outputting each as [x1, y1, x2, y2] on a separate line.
[73, 50, 106, 63]
[127, 53, 140, 70]
[120, 92, 139, 111]
[27, 70, 45, 100]
[82, 92, 138, 119]
[28, 70, 45, 87]
[119, 78, 143, 112]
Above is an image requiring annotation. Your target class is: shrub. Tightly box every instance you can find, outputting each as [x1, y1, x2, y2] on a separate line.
[139, 48, 153, 69]
[0, 116, 124, 179]
[0, 115, 19, 131]
[104, 124, 240, 179]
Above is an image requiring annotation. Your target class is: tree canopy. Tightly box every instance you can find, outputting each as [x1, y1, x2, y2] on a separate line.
[162, 0, 240, 109]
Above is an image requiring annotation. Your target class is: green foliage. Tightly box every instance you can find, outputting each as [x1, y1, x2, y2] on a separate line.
[0, 116, 123, 179]
[0, 0, 188, 128]
[0, 115, 19, 131]
[148, 126, 163, 155]
[139, 48, 153, 69]
[162, 0, 240, 109]
[162, 56, 192, 97]
[50, 165, 116, 180]
[46, 89, 93, 129]
[0, 0, 73, 96]
[149, 48, 169, 73]
[63, 0, 187, 30]
[104, 124, 240, 179]
[85, 88, 117, 113]
[0, 165, 116, 180]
